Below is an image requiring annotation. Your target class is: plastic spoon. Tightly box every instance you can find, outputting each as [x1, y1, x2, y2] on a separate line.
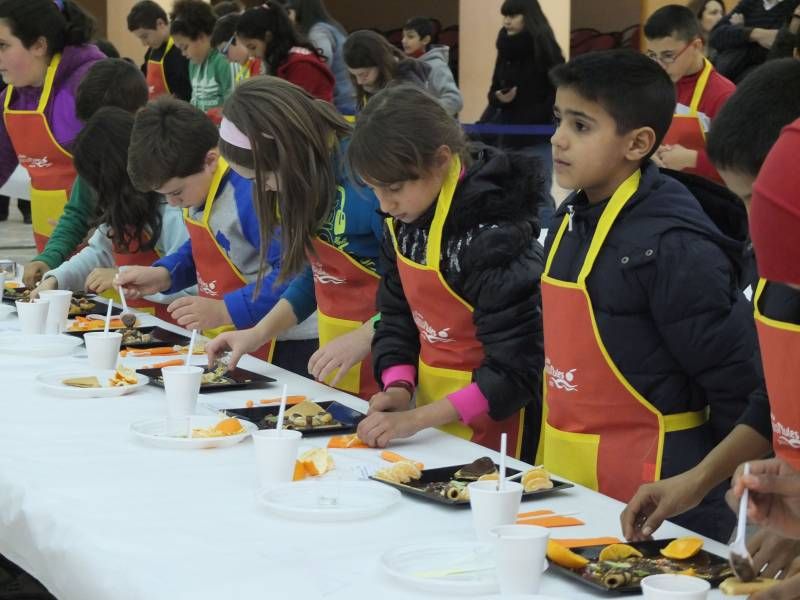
[729, 462, 756, 582]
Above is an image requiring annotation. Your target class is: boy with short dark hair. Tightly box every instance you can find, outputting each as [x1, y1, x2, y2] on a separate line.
[401, 16, 462, 116]
[542, 49, 763, 541]
[644, 4, 735, 184]
[127, 0, 191, 101]
[117, 98, 317, 372]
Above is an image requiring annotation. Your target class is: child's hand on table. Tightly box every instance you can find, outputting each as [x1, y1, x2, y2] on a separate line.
[308, 323, 373, 386]
[115, 266, 171, 299]
[85, 268, 118, 294]
[357, 410, 421, 448]
[206, 326, 264, 370]
[368, 387, 413, 414]
[30, 276, 58, 299]
[168, 296, 232, 331]
[23, 260, 49, 288]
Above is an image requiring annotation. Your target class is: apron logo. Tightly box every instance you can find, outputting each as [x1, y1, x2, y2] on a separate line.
[412, 310, 453, 344]
[772, 413, 800, 449]
[18, 154, 53, 169]
[197, 274, 218, 297]
[545, 358, 578, 392]
[311, 261, 345, 285]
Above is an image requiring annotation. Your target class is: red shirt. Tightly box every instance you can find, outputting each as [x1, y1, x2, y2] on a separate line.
[675, 66, 735, 181]
[276, 47, 334, 103]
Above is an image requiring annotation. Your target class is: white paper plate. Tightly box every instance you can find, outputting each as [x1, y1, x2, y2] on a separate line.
[257, 481, 400, 522]
[0, 333, 82, 357]
[381, 542, 549, 595]
[131, 416, 257, 449]
[0, 304, 15, 320]
[36, 368, 148, 397]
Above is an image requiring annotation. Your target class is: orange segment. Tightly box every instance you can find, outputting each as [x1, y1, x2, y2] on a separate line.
[598, 543, 643, 561]
[546, 540, 590, 569]
[660, 537, 703, 560]
[292, 461, 307, 481]
[299, 448, 335, 476]
[380, 450, 424, 470]
[327, 434, 369, 449]
[212, 417, 245, 435]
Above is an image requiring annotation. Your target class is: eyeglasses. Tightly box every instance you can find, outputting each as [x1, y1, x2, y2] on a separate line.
[221, 36, 235, 56]
[645, 41, 694, 65]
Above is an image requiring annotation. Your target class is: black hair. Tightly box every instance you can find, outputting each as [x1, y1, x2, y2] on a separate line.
[93, 38, 119, 58]
[500, 0, 564, 70]
[170, 0, 217, 40]
[708, 58, 800, 176]
[128, 97, 220, 192]
[284, 0, 344, 35]
[0, 0, 94, 55]
[211, 13, 239, 47]
[126, 0, 168, 31]
[550, 49, 675, 159]
[236, 1, 318, 72]
[74, 107, 163, 254]
[213, 1, 242, 18]
[644, 4, 702, 42]
[403, 16, 434, 43]
[75, 58, 149, 122]
[695, 0, 725, 20]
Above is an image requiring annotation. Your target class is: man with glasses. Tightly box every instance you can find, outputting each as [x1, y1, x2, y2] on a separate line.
[644, 5, 736, 184]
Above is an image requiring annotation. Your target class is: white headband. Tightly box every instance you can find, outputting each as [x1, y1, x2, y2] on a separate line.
[219, 117, 251, 150]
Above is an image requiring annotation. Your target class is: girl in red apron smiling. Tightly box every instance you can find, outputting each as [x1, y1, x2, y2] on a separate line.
[0, 0, 103, 252]
[34, 108, 190, 322]
[347, 85, 545, 458]
[205, 77, 383, 400]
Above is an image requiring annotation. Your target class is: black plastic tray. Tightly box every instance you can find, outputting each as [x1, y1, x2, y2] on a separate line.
[136, 365, 275, 392]
[65, 325, 188, 348]
[2, 285, 27, 303]
[548, 538, 731, 594]
[370, 463, 573, 506]
[68, 296, 122, 318]
[223, 400, 363, 435]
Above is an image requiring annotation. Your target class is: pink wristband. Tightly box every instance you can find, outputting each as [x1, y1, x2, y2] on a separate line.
[447, 383, 490, 425]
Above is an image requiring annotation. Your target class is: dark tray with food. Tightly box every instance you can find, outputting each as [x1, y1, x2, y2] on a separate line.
[65, 325, 188, 348]
[370, 457, 572, 505]
[68, 294, 122, 317]
[223, 400, 363, 435]
[2, 284, 28, 303]
[136, 364, 274, 391]
[548, 538, 731, 593]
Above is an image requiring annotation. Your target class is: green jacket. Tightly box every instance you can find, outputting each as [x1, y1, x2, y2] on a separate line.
[34, 175, 95, 268]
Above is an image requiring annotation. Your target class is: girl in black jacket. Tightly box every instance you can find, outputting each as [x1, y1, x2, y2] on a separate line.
[347, 84, 545, 460]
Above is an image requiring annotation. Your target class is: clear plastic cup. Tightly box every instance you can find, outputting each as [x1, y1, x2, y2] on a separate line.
[468, 479, 523, 542]
[84, 331, 122, 370]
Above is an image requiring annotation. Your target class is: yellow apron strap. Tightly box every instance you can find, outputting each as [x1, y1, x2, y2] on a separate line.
[163, 37, 175, 62]
[664, 406, 709, 432]
[754, 278, 800, 332]
[543, 215, 570, 276]
[4, 53, 61, 113]
[425, 156, 462, 269]
[577, 170, 641, 284]
[753, 278, 768, 319]
[688, 58, 713, 116]
[183, 157, 229, 224]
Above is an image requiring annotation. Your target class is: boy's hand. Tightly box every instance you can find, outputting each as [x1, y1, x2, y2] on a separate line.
[115, 266, 171, 299]
[168, 296, 232, 331]
[656, 144, 698, 171]
[308, 324, 372, 386]
[205, 327, 264, 370]
[30, 276, 58, 300]
[85, 268, 118, 294]
[749, 529, 800, 579]
[726, 458, 800, 539]
[368, 387, 413, 414]
[357, 410, 421, 448]
[495, 86, 518, 104]
[23, 261, 49, 288]
[621, 471, 706, 541]
[730, 12, 745, 26]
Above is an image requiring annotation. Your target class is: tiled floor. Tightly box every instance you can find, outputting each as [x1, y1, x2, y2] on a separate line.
[0, 200, 35, 264]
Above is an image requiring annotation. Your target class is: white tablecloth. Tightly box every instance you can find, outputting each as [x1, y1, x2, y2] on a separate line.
[0, 312, 732, 600]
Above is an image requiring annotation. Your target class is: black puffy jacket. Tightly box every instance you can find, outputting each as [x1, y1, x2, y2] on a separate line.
[544, 162, 765, 541]
[373, 145, 546, 461]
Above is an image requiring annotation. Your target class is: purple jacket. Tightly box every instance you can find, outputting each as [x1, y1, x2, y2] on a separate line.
[0, 44, 104, 187]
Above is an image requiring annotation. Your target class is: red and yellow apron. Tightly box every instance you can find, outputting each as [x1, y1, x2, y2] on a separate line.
[146, 37, 174, 99]
[112, 236, 174, 324]
[540, 170, 708, 502]
[183, 157, 274, 360]
[3, 53, 77, 253]
[234, 57, 262, 85]
[387, 156, 524, 455]
[754, 279, 800, 470]
[310, 194, 380, 399]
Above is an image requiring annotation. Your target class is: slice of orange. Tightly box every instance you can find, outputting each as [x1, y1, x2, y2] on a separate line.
[292, 461, 307, 481]
[598, 543, 643, 561]
[660, 537, 703, 560]
[299, 448, 335, 476]
[546, 540, 590, 569]
[212, 417, 245, 436]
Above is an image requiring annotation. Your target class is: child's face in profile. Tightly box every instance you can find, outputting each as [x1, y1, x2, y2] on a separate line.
[502, 13, 525, 35]
[401, 30, 428, 55]
[132, 27, 165, 50]
[645, 35, 703, 83]
[551, 87, 641, 203]
[718, 168, 756, 209]
[363, 162, 449, 224]
[173, 33, 211, 65]
[156, 155, 218, 209]
[348, 66, 380, 91]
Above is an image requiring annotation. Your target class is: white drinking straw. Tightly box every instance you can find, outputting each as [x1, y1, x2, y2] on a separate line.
[118, 284, 129, 313]
[185, 329, 197, 369]
[103, 298, 113, 334]
[498, 433, 507, 492]
[275, 384, 288, 431]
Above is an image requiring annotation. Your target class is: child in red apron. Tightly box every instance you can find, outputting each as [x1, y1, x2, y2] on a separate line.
[0, 0, 103, 252]
[116, 97, 318, 375]
[126, 0, 191, 101]
[34, 107, 190, 322]
[346, 85, 544, 459]
[204, 77, 383, 399]
[644, 5, 734, 184]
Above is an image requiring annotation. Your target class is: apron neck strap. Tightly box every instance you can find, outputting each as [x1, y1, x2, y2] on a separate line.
[165, 36, 174, 55]
[425, 155, 462, 269]
[753, 277, 768, 317]
[4, 53, 62, 113]
[688, 58, 713, 115]
[184, 156, 229, 224]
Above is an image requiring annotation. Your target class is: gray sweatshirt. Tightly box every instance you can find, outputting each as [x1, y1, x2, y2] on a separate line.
[419, 45, 463, 116]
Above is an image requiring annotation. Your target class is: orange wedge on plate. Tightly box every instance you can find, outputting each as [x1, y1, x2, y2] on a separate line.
[660, 537, 703, 560]
[299, 448, 334, 476]
[212, 417, 244, 436]
[598, 543, 643, 561]
[546, 540, 590, 569]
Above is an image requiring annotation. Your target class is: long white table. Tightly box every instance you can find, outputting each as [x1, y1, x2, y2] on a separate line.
[0, 311, 733, 599]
